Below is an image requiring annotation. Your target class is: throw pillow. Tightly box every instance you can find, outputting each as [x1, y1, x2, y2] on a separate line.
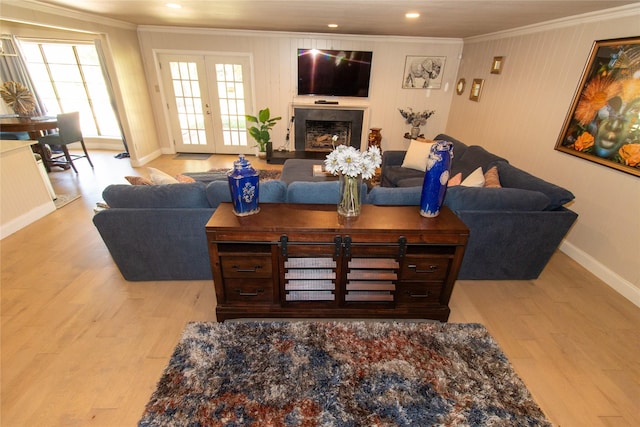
[401, 139, 434, 172]
[148, 167, 179, 185]
[448, 172, 462, 187]
[483, 166, 501, 188]
[460, 167, 485, 187]
[175, 174, 196, 183]
[125, 175, 153, 186]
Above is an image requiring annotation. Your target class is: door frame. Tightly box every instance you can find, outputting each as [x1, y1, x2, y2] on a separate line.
[153, 49, 256, 155]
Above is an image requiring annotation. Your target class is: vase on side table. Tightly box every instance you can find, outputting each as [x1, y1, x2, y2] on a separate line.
[227, 154, 260, 216]
[420, 140, 453, 218]
[338, 174, 362, 217]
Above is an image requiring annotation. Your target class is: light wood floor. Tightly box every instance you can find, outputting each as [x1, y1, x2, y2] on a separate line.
[1, 150, 638, 426]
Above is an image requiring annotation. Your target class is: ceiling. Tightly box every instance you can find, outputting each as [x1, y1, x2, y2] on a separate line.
[21, 0, 640, 38]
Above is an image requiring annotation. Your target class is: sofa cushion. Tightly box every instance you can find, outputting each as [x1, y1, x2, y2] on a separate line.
[206, 179, 287, 208]
[401, 139, 434, 171]
[125, 175, 153, 186]
[366, 186, 422, 205]
[102, 182, 210, 208]
[444, 186, 551, 211]
[494, 162, 574, 210]
[148, 167, 180, 184]
[483, 166, 501, 188]
[286, 180, 368, 204]
[460, 167, 485, 187]
[451, 145, 507, 178]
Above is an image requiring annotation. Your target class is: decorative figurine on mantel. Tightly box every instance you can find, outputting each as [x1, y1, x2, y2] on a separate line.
[368, 127, 382, 150]
[399, 107, 435, 139]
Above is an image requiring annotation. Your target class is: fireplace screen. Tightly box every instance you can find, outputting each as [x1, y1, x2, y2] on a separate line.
[305, 120, 352, 151]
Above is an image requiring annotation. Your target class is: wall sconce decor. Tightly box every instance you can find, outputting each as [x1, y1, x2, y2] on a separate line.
[456, 78, 466, 95]
[469, 79, 484, 102]
[491, 56, 504, 74]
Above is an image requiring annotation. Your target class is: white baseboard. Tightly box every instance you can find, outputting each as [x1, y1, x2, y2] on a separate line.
[560, 241, 640, 308]
[0, 201, 56, 240]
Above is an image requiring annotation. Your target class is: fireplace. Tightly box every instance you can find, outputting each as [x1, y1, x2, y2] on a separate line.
[294, 107, 365, 153]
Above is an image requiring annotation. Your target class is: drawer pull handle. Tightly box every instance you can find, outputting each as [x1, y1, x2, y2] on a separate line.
[406, 290, 431, 298]
[408, 264, 439, 273]
[235, 288, 264, 297]
[232, 265, 262, 273]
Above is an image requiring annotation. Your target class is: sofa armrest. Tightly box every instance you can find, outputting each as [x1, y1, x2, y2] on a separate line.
[93, 208, 214, 281]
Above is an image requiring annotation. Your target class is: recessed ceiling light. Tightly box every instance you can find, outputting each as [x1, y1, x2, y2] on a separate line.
[406, 12, 420, 19]
[328, 24, 339, 28]
[166, 3, 182, 9]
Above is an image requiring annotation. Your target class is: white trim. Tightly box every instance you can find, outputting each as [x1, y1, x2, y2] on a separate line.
[560, 241, 640, 309]
[131, 148, 163, 167]
[0, 201, 55, 240]
[138, 25, 463, 45]
[464, 3, 640, 43]
[4, 0, 137, 31]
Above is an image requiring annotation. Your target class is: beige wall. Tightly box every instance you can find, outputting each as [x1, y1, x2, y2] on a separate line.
[136, 27, 463, 154]
[1, 1, 160, 165]
[447, 6, 640, 304]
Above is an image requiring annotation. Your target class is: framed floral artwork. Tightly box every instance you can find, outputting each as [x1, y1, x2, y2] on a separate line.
[555, 37, 640, 177]
[402, 56, 446, 89]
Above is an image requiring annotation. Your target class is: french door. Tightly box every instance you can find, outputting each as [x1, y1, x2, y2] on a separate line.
[158, 53, 253, 154]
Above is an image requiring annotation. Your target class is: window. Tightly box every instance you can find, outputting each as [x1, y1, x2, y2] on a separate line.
[215, 63, 248, 147]
[19, 40, 121, 137]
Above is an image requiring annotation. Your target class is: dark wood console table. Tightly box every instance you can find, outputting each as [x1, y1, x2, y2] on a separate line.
[206, 203, 469, 322]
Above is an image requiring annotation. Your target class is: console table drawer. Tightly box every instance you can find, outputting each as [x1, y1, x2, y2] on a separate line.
[224, 279, 273, 303]
[396, 283, 442, 305]
[401, 258, 449, 280]
[221, 256, 272, 278]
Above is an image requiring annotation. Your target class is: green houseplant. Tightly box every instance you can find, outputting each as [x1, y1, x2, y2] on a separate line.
[245, 108, 281, 157]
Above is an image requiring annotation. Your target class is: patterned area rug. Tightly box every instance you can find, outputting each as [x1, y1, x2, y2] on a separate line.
[139, 321, 551, 426]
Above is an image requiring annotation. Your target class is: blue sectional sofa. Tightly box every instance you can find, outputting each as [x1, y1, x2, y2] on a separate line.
[93, 134, 577, 281]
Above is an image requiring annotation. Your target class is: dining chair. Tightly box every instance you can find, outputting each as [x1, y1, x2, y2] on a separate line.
[38, 112, 93, 173]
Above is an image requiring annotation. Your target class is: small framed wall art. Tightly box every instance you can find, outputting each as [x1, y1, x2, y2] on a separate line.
[456, 78, 466, 95]
[491, 56, 504, 74]
[469, 79, 484, 102]
[402, 56, 446, 89]
[555, 36, 640, 177]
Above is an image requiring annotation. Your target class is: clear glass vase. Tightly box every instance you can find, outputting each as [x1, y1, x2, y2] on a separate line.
[338, 174, 362, 217]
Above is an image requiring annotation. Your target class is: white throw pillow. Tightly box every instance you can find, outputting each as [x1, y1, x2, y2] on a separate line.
[460, 167, 485, 187]
[401, 140, 434, 172]
[148, 167, 179, 185]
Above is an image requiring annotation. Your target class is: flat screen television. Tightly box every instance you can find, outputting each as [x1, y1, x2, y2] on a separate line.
[297, 49, 373, 98]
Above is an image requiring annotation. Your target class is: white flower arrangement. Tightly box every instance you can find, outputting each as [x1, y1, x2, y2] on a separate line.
[324, 144, 382, 217]
[324, 144, 382, 180]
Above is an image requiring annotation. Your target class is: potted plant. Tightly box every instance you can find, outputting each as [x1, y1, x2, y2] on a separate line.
[245, 108, 281, 158]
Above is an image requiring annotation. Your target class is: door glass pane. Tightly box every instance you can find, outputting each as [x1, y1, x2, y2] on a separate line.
[215, 63, 247, 147]
[169, 61, 206, 146]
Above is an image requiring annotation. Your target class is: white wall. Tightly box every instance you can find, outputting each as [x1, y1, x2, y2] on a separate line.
[447, 5, 640, 305]
[137, 27, 463, 154]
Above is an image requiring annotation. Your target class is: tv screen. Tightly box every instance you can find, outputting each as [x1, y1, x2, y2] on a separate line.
[297, 49, 372, 98]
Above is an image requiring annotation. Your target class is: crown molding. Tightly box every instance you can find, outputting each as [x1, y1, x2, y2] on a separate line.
[2, 0, 137, 31]
[464, 3, 640, 43]
[136, 25, 463, 45]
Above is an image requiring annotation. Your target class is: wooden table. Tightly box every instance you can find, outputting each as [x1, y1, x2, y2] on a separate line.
[0, 117, 60, 171]
[206, 203, 469, 322]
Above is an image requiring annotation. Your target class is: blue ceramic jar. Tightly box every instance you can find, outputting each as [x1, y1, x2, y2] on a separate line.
[227, 154, 260, 216]
[420, 140, 454, 218]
